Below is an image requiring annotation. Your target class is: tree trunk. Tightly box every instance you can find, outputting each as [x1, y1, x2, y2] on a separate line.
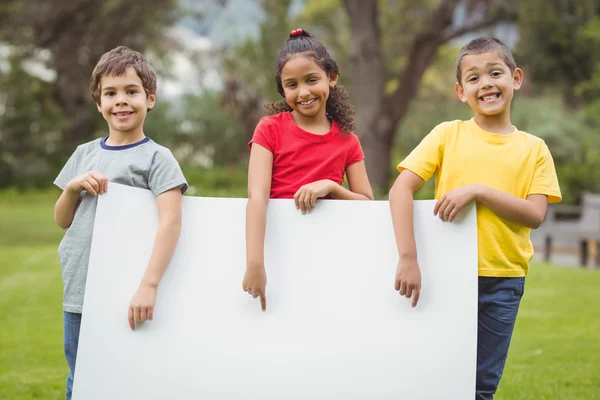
[342, 0, 387, 191]
[343, 0, 511, 192]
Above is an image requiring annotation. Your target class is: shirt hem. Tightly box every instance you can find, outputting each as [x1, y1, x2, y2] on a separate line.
[63, 304, 83, 314]
[478, 270, 527, 278]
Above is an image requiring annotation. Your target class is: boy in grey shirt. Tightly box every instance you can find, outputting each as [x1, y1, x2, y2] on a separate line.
[53, 46, 187, 400]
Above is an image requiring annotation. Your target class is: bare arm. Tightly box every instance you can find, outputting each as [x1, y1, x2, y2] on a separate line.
[294, 160, 374, 213]
[128, 187, 182, 330]
[389, 170, 425, 307]
[54, 189, 82, 229]
[243, 144, 273, 311]
[54, 171, 108, 229]
[476, 187, 547, 229]
[434, 184, 547, 229]
[329, 160, 374, 200]
[389, 170, 425, 258]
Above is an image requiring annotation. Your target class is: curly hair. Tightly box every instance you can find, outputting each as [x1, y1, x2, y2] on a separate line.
[264, 29, 356, 133]
[90, 46, 157, 110]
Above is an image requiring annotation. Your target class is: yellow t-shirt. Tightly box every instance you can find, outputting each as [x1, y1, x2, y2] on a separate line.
[398, 118, 562, 277]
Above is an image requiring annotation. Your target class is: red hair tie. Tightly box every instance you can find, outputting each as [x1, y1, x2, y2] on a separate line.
[290, 28, 303, 37]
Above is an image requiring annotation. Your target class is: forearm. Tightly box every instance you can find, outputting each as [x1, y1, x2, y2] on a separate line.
[54, 189, 81, 229]
[475, 185, 545, 228]
[389, 183, 418, 260]
[246, 197, 268, 268]
[140, 218, 181, 288]
[329, 181, 372, 200]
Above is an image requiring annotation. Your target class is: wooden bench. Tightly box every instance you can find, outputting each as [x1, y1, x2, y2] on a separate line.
[543, 193, 600, 268]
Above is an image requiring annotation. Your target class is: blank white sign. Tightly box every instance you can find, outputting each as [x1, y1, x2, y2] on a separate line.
[73, 183, 478, 400]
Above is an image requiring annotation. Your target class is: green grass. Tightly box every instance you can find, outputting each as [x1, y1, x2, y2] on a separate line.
[0, 194, 599, 399]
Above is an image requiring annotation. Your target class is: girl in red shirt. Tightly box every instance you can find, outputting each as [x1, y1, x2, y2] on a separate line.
[243, 28, 374, 311]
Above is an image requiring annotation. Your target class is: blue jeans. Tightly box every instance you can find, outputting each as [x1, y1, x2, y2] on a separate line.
[64, 312, 82, 400]
[476, 277, 525, 400]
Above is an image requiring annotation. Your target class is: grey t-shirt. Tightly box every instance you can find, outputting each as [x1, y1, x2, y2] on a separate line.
[54, 137, 188, 313]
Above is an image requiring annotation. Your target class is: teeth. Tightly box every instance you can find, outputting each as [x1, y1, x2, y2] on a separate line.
[300, 99, 315, 105]
[482, 94, 499, 102]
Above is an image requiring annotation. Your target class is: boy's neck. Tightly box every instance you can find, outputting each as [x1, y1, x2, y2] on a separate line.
[105, 130, 146, 146]
[474, 112, 514, 135]
[291, 111, 331, 135]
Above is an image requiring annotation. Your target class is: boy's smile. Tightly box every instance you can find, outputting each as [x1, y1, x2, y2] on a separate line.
[280, 54, 337, 127]
[455, 51, 522, 132]
[97, 67, 155, 143]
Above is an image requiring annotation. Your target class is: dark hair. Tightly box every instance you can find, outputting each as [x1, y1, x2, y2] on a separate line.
[455, 37, 517, 84]
[90, 46, 157, 108]
[265, 29, 356, 133]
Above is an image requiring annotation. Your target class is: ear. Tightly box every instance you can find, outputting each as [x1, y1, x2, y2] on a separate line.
[328, 73, 338, 88]
[146, 93, 156, 110]
[96, 102, 102, 113]
[455, 82, 467, 103]
[513, 68, 524, 91]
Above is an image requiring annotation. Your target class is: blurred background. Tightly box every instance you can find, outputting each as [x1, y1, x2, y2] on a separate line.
[0, 1, 599, 399]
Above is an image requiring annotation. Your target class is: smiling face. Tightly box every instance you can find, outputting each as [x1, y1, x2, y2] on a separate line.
[455, 51, 523, 124]
[280, 53, 337, 124]
[96, 67, 155, 140]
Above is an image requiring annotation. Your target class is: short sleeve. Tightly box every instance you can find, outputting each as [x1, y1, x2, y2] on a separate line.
[54, 147, 81, 190]
[528, 141, 562, 203]
[248, 118, 275, 153]
[345, 134, 365, 168]
[148, 149, 188, 197]
[397, 124, 447, 182]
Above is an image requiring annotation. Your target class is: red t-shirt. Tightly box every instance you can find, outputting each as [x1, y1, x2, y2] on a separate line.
[248, 112, 365, 199]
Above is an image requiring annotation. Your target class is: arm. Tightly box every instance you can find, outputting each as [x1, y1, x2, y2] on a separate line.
[294, 160, 374, 213]
[54, 171, 108, 229]
[54, 189, 82, 229]
[330, 160, 374, 200]
[128, 187, 182, 330]
[476, 187, 547, 229]
[242, 144, 273, 312]
[434, 184, 547, 229]
[389, 170, 425, 307]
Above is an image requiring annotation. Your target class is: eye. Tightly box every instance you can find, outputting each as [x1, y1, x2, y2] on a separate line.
[105, 91, 115, 96]
[307, 77, 318, 83]
[128, 90, 139, 95]
[491, 71, 502, 77]
[467, 76, 478, 82]
[286, 83, 296, 88]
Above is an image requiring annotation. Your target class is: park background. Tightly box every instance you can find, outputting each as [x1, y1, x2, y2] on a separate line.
[0, 1, 599, 399]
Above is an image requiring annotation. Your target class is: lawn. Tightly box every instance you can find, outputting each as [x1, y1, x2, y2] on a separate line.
[0, 193, 599, 399]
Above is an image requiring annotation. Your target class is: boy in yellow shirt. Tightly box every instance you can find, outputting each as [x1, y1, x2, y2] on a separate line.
[389, 37, 561, 399]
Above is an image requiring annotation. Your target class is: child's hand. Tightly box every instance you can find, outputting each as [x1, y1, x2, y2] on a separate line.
[242, 264, 267, 312]
[293, 179, 334, 214]
[395, 258, 421, 308]
[434, 184, 480, 222]
[128, 283, 158, 331]
[66, 171, 108, 196]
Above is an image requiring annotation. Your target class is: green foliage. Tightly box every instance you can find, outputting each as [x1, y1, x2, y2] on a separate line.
[517, 1, 600, 105]
[0, 0, 179, 188]
[221, 0, 293, 104]
[0, 52, 69, 188]
[182, 165, 248, 198]
[511, 95, 600, 204]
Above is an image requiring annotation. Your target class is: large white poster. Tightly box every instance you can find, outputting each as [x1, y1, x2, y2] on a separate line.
[73, 183, 478, 400]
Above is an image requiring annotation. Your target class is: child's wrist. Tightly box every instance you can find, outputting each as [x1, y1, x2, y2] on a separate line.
[246, 260, 265, 271]
[140, 278, 159, 289]
[327, 179, 338, 194]
[472, 184, 485, 202]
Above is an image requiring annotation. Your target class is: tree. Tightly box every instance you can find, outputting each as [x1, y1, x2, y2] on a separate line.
[342, 0, 518, 191]
[516, 0, 600, 107]
[0, 0, 178, 187]
[220, 0, 294, 144]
